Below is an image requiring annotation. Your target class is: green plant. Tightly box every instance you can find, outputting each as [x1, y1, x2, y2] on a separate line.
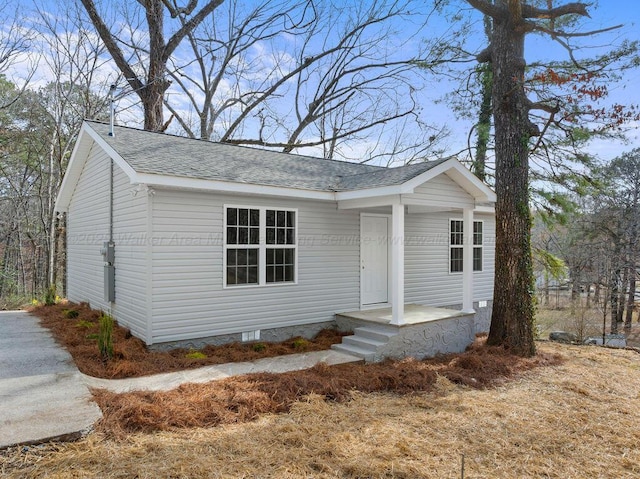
[44, 285, 57, 306]
[292, 337, 309, 350]
[86, 333, 99, 340]
[98, 314, 114, 360]
[185, 350, 207, 360]
[76, 320, 94, 329]
[252, 342, 266, 352]
[63, 309, 80, 319]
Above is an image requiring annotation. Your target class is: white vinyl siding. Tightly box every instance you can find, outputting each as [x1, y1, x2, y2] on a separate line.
[150, 189, 360, 344]
[405, 211, 494, 306]
[110, 167, 149, 340]
[66, 144, 150, 341]
[66, 143, 111, 312]
[403, 174, 475, 209]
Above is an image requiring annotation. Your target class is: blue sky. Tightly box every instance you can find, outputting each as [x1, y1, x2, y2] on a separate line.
[6, 0, 640, 165]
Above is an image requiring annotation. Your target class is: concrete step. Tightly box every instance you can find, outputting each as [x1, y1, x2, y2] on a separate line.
[342, 335, 386, 351]
[331, 342, 376, 362]
[353, 326, 397, 342]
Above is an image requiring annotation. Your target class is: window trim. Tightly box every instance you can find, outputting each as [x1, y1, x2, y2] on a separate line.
[223, 205, 298, 288]
[473, 220, 483, 272]
[449, 218, 483, 274]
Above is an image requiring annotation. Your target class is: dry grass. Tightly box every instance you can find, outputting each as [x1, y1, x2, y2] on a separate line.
[2, 342, 639, 478]
[31, 302, 347, 379]
[91, 338, 560, 436]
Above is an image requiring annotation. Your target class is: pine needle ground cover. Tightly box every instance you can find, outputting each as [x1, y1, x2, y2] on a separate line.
[2, 342, 639, 478]
[31, 302, 347, 379]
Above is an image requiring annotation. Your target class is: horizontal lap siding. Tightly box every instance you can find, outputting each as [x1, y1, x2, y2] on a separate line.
[67, 144, 110, 311]
[473, 213, 495, 300]
[150, 189, 360, 344]
[111, 167, 148, 340]
[405, 211, 495, 306]
[404, 174, 474, 208]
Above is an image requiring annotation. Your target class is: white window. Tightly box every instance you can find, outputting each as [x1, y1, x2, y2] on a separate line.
[224, 206, 297, 287]
[449, 219, 483, 273]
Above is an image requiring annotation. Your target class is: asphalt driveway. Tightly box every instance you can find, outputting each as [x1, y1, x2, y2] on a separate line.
[0, 311, 101, 448]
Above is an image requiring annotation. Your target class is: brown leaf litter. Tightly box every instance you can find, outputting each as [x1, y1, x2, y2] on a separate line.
[2, 342, 639, 478]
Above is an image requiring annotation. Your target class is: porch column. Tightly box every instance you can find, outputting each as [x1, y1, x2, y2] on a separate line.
[462, 207, 475, 313]
[390, 203, 405, 325]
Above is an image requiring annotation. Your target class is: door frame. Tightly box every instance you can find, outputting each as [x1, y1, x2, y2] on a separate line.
[360, 213, 392, 309]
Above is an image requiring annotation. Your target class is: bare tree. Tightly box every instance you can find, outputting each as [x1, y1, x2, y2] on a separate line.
[0, 3, 110, 303]
[79, 0, 225, 131]
[35, 2, 112, 291]
[0, 3, 36, 109]
[162, 0, 459, 163]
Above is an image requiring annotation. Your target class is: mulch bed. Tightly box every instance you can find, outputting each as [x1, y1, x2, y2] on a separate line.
[32, 301, 564, 438]
[31, 302, 348, 379]
[93, 339, 563, 436]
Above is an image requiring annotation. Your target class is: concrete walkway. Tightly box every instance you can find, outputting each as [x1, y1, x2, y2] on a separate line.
[82, 349, 362, 393]
[0, 311, 102, 449]
[0, 310, 361, 447]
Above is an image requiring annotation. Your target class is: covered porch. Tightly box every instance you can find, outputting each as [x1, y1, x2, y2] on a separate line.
[331, 159, 496, 361]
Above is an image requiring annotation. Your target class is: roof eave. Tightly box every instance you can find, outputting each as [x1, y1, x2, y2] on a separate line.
[335, 158, 496, 203]
[135, 172, 336, 200]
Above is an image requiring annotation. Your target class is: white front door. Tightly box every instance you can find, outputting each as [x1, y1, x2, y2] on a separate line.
[361, 215, 389, 305]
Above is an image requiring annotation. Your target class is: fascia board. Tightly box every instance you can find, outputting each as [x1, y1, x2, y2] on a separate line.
[83, 122, 139, 181]
[134, 172, 336, 200]
[334, 185, 403, 201]
[54, 125, 92, 212]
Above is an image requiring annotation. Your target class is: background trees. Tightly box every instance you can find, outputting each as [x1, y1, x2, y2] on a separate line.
[0, 0, 638, 348]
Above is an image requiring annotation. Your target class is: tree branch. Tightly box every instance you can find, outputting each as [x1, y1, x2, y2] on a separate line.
[465, 0, 503, 19]
[521, 2, 590, 19]
[163, 0, 224, 62]
[79, 0, 144, 92]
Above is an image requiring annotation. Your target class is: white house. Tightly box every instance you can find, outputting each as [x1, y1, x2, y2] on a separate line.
[55, 120, 496, 360]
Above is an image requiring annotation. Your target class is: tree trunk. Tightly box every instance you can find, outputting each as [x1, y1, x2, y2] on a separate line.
[543, 271, 550, 306]
[141, 82, 169, 132]
[617, 265, 628, 326]
[485, 6, 536, 356]
[610, 266, 619, 334]
[571, 271, 581, 302]
[474, 61, 492, 182]
[625, 266, 635, 330]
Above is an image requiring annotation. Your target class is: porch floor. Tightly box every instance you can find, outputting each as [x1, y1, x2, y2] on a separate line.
[337, 303, 467, 326]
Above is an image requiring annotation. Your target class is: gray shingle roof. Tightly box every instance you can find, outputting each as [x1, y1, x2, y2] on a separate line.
[87, 121, 446, 192]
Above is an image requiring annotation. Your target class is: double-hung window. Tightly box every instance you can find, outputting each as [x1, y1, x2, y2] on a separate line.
[449, 219, 483, 273]
[225, 206, 297, 287]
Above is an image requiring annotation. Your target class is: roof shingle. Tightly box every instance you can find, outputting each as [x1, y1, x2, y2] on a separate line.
[87, 121, 446, 192]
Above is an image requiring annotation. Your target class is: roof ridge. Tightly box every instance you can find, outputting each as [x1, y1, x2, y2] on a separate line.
[84, 119, 385, 170]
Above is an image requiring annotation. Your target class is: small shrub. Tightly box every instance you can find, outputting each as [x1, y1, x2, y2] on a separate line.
[76, 320, 94, 329]
[98, 314, 115, 360]
[44, 285, 57, 306]
[292, 337, 310, 350]
[252, 342, 266, 352]
[63, 309, 80, 319]
[185, 350, 207, 360]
